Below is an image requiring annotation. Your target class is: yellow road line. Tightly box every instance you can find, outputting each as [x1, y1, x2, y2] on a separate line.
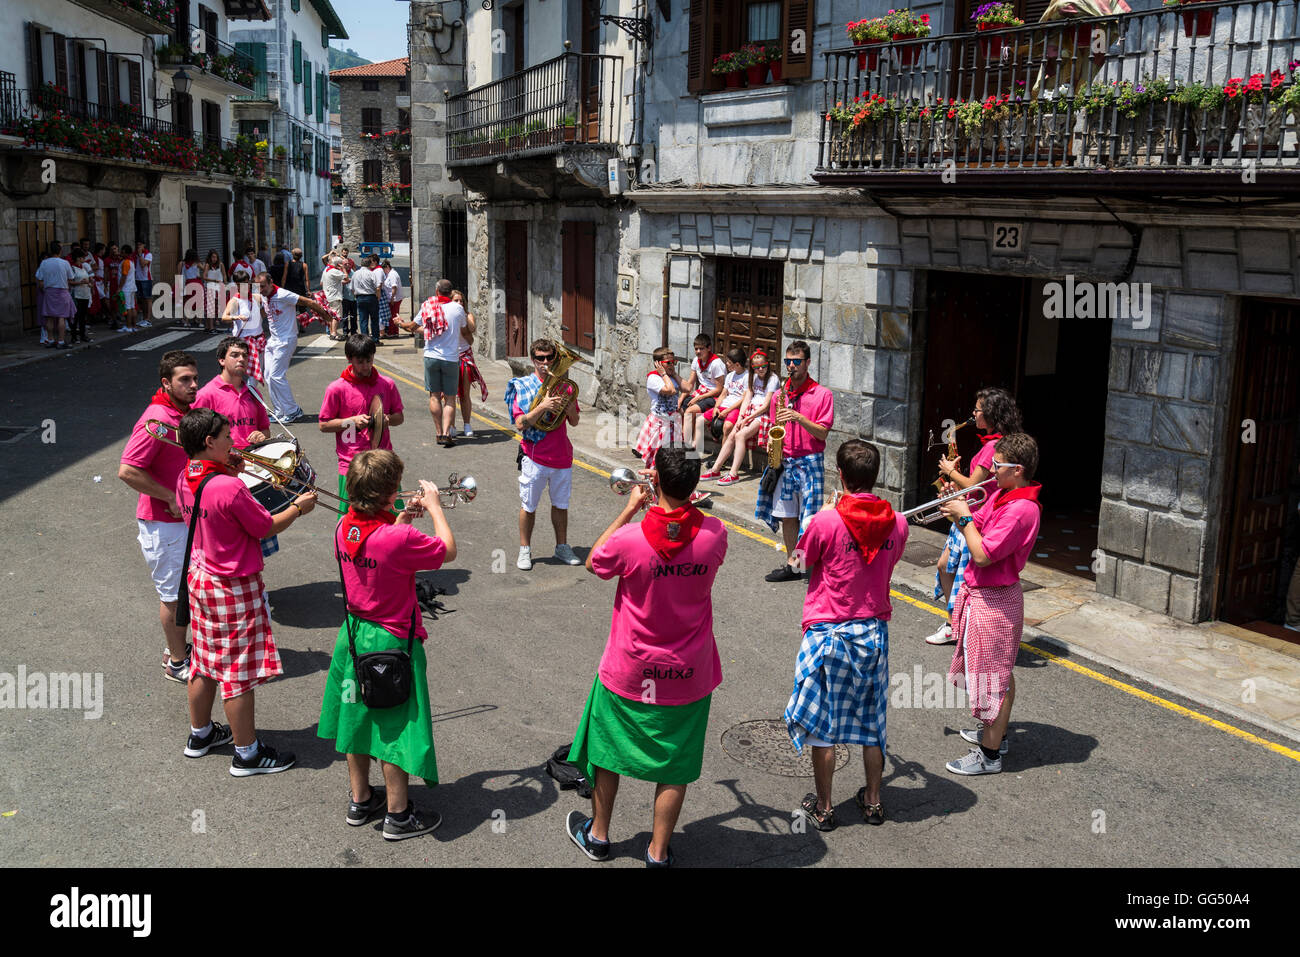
[377, 358, 1300, 764]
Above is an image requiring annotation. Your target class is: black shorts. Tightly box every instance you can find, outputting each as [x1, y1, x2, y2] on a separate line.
[690, 396, 716, 413]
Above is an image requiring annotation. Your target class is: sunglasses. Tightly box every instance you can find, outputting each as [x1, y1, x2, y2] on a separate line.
[532, 354, 555, 362]
[992, 460, 1020, 471]
[784, 358, 804, 366]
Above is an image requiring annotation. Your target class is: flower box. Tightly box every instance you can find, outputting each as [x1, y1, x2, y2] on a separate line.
[892, 34, 920, 67]
[856, 40, 883, 72]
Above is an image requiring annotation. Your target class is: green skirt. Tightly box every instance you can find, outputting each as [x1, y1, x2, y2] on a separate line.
[568, 677, 711, 786]
[318, 615, 437, 784]
[336, 473, 403, 515]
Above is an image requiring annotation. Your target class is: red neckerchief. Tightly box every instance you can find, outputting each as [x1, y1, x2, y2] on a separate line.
[979, 432, 1003, 445]
[991, 482, 1042, 511]
[149, 387, 187, 415]
[341, 364, 378, 386]
[184, 458, 233, 494]
[266, 283, 280, 297]
[701, 353, 719, 374]
[641, 504, 705, 561]
[786, 374, 818, 399]
[340, 507, 397, 557]
[835, 493, 897, 564]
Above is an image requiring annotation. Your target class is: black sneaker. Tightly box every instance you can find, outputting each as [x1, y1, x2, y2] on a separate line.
[383, 802, 442, 841]
[645, 843, 675, 868]
[565, 810, 611, 862]
[229, 740, 296, 777]
[347, 787, 388, 826]
[183, 721, 233, 758]
[765, 564, 802, 583]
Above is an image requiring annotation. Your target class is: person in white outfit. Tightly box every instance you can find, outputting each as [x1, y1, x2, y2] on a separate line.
[256, 271, 333, 423]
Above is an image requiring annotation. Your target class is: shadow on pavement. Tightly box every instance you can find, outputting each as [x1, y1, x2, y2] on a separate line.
[269, 580, 347, 630]
[877, 749, 978, 822]
[276, 645, 332, 681]
[673, 779, 829, 867]
[414, 765, 561, 842]
[417, 567, 471, 597]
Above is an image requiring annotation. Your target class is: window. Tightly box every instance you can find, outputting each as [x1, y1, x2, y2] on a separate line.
[291, 0, 301, 10]
[303, 59, 312, 112]
[398, 79, 407, 92]
[561, 222, 596, 350]
[363, 211, 382, 242]
[397, 157, 411, 184]
[293, 39, 302, 84]
[172, 91, 193, 135]
[322, 25, 329, 48]
[363, 159, 382, 186]
[317, 74, 326, 122]
[687, 0, 813, 93]
[126, 61, 142, 112]
[388, 209, 410, 243]
[202, 100, 222, 146]
[361, 107, 382, 135]
[362, 79, 379, 91]
[235, 41, 269, 99]
[398, 108, 410, 131]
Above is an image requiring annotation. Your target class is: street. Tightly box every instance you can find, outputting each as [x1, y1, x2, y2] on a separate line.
[0, 330, 1296, 868]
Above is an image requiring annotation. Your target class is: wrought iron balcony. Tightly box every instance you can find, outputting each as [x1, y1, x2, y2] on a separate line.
[816, 0, 1300, 189]
[69, 0, 177, 34]
[156, 31, 257, 93]
[446, 52, 623, 165]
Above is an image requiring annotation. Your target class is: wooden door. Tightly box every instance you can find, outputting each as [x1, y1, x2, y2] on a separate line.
[158, 223, 180, 295]
[713, 257, 782, 366]
[18, 218, 54, 333]
[1218, 301, 1300, 625]
[581, 0, 600, 141]
[561, 221, 595, 350]
[505, 220, 528, 356]
[919, 271, 1025, 501]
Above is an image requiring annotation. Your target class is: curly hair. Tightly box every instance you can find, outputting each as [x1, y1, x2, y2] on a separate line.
[976, 387, 1023, 434]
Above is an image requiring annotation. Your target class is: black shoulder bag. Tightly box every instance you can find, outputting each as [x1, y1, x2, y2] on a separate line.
[174, 472, 219, 628]
[335, 533, 418, 709]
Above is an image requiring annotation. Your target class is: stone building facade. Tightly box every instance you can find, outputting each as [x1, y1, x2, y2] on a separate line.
[331, 58, 413, 254]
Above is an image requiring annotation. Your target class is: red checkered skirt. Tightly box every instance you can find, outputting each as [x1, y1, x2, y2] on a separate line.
[187, 566, 282, 700]
[947, 582, 1022, 723]
[743, 413, 773, 451]
[634, 412, 684, 467]
[242, 334, 267, 383]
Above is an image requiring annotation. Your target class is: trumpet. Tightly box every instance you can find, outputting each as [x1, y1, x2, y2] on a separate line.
[609, 467, 655, 499]
[423, 473, 478, 509]
[901, 479, 997, 525]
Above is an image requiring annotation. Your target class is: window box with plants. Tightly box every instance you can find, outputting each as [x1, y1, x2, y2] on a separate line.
[712, 51, 746, 89]
[1172, 79, 1239, 158]
[525, 118, 554, 147]
[562, 115, 577, 143]
[1077, 78, 1174, 166]
[846, 18, 889, 72]
[971, 3, 1025, 58]
[883, 9, 931, 68]
[1163, 0, 1215, 39]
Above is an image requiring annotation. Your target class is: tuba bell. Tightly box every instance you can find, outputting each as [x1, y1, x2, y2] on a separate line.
[528, 340, 580, 433]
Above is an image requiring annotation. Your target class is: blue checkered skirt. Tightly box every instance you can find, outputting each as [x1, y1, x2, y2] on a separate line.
[784, 618, 888, 754]
[755, 452, 824, 536]
[934, 523, 971, 613]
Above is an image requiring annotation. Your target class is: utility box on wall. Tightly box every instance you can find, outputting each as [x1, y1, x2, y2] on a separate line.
[607, 159, 627, 195]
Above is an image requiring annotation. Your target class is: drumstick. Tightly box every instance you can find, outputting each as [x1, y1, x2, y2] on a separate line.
[368, 393, 385, 450]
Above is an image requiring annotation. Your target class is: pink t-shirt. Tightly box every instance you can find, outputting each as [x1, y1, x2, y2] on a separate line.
[319, 374, 404, 474]
[336, 522, 446, 642]
[970, 439, 997, 476]
[193, 378, 270, 448]
[512, 377, 576, 469]
[121, 403, 188, 523]
[798, 495, 909, 631]
[175, 470, 274, 577]
[783, 382, 835, 458]
[963, 491, 1042, 588]
[589, 516, 727, 705]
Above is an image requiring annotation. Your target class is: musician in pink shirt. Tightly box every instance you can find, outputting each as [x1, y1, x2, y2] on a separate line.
[193, 338, 270, 448]
[565, 446, 727, 867]
[174, 408, 316, 777]
[938, 432, 1043, 777]
[319, 334, 405, 512]
[319, 450, 456, 841]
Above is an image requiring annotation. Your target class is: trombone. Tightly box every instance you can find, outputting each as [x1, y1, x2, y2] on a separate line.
[901, 479, 997, 525]
[143, 419, 475, 509]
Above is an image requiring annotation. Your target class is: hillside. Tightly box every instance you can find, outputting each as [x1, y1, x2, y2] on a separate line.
[328, 47, 372, 112]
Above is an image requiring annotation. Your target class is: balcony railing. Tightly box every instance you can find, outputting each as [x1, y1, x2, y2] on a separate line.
[818, 0, 1300, 176]
[156, 32, 256, 91]
[0, 79, 262, 181]
[70, 0, 176, 33]
[446, 52, 623, 164]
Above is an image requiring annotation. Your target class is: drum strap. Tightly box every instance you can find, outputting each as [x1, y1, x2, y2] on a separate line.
[174, 473, 219, 629]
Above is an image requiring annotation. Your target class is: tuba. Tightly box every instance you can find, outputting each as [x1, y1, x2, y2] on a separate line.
[528, 340, 580, 432]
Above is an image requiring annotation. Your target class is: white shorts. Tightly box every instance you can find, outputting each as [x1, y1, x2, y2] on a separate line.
[519, 455, 572, 512]
[771, 482, 802, 519]
[123, 290, 136, 310]
[137, 519, 187, 603]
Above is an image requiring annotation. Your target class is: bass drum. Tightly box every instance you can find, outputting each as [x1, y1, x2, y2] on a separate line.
[238, 440, 317, 514]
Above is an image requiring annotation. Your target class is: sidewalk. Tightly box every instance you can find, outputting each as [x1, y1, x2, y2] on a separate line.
[374, 342, 1300, 748]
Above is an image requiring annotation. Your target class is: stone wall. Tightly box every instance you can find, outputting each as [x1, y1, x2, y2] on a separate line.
[336, 76, 409, 249]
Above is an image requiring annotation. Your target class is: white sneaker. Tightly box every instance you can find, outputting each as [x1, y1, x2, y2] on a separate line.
[517, 546, 533, 570]
[462, 427, 473, 438]
[138, 319, 152, 328]
[946, 747, 1002, 775]
[554, 544, 581, 565]
[960, 727, 1009, 755]
[925, 624, 955, 645]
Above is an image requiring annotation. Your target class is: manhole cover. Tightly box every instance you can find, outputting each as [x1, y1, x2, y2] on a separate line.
[720, 719, 849, 777]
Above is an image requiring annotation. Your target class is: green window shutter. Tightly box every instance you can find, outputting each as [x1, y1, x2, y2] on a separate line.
[304, 60, 312, 111]
[316, 74, 325, 121]
[293, 40, 302, 84]
[291, 0, 300, 11]
[322, 25, 329, 48]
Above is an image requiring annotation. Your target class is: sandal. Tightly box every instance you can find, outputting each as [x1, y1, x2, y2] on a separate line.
[855, 787, 885, 826]
[799, 793, 836, 831]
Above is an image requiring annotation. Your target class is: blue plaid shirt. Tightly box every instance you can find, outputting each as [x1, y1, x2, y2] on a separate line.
[505, 374, 546, 444]
[754, 452, 825, 536]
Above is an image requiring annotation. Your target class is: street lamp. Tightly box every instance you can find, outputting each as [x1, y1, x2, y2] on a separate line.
[153, 68, 192, 108]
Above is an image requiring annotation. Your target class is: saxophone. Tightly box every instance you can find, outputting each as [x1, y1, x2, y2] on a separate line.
[528, 339, 580, 432]
[931, 417, 973, 491]
[766, 386, 787, 470]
